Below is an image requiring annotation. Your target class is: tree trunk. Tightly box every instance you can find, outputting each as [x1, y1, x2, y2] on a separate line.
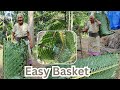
[68, 11, 71, 31]
[68, 11, 73, 31]
[28, 11, 35, 46]
[70, 11, 73, 31]
[64, 11, 67, 30]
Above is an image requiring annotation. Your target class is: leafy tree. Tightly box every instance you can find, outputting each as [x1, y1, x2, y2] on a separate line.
[73, 11, 89, 35]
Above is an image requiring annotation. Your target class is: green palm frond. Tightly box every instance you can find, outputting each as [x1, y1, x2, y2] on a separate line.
[47, 53, 119, 79]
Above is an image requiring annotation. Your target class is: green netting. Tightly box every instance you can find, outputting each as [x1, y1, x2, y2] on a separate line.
[3, 40, 28, 79]
[47, 53, 119, 79]
[95, 12, 113, 37]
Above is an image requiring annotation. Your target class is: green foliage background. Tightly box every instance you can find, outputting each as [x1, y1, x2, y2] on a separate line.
[0, 11, 89, 44]
[37, 31, 77, 64]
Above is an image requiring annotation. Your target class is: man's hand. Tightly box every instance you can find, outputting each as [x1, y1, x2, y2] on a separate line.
[11, 40, 16, 43]
[95, 19, 101, 26]
[82, 28, 88, 33]
[12, 32, 15, 41]
[82, 30, 87, 33]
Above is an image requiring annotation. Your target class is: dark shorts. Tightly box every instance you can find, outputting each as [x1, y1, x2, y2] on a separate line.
[15, 36, 28, 42]
[89, 32, 99, 38]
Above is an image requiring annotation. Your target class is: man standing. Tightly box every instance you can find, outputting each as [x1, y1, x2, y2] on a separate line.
[83, 15, 101, 56]
[12, 13, 33, 65]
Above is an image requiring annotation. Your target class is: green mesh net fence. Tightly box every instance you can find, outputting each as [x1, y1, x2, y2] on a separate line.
[3, 40, 28, 79]
[47, 53, 120, 79]
[95, 12, 113, 37]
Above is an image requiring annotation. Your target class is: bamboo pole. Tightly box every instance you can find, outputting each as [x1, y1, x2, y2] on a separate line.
[70, 11, 73, 31]
[68, 11, 71, 31]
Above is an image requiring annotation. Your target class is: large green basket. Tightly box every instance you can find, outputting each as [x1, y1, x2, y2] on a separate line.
[3, 40, 28, 79]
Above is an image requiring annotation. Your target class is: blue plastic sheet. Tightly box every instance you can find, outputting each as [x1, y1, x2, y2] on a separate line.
[107, 11, 120, 30]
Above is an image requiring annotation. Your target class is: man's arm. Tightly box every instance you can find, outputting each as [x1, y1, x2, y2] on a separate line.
[82, 22, 89, 32]
[82, 26, 88, 32]
[12, 24, 16, 41]
[95, 19, 101, 26]
[12, 32, 15, 40]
